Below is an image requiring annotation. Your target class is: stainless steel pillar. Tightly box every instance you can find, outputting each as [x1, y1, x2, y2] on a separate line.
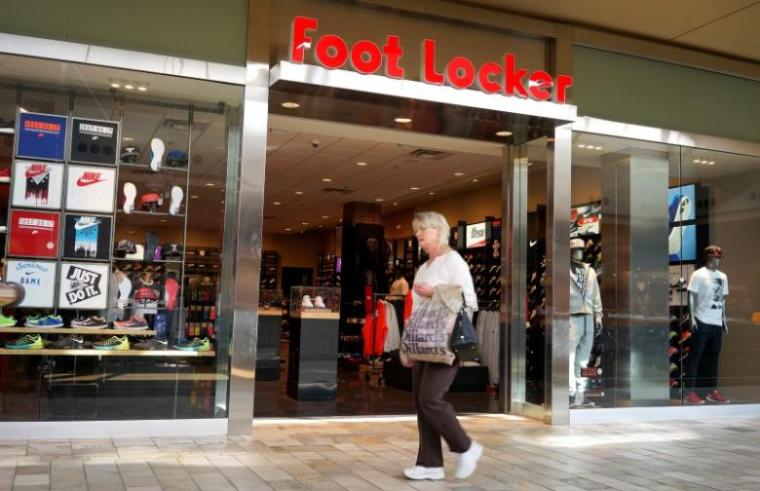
[226, 0, 271, 435]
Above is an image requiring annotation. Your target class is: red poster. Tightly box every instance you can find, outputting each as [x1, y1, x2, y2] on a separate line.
[8, 209, 60, 258]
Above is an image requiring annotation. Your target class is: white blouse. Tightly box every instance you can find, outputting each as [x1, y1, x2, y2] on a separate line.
[412, 250, 478, 312]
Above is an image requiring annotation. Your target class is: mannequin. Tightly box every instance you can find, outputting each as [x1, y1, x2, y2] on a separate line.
[569, 238, 602, 407]
[685, 245, 730, 405]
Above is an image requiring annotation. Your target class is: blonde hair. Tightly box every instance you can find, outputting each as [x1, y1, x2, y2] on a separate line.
[412, 211, 450, 247]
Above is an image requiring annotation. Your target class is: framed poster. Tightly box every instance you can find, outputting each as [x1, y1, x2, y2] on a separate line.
[65, 165, 116, 213]
[63, 214, 112, 260]
[465, 222, 487, 249]
[668, 184, 696, 223]
[11, 161, 64, 209]
[15, 112, 68, 161]
[4, 260, 57, 308]
[8, 209, 60, 258]
[68, 118, 120, 166]
[58, 262, 109, 309]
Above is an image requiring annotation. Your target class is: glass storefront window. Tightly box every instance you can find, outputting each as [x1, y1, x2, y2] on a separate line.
[0, 53, 242, 421]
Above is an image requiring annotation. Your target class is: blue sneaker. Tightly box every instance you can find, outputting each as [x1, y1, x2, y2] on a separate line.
[26, 315, 64, 328]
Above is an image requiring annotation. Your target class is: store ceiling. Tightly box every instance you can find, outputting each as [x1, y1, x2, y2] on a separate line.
[455, 0, 760, 62]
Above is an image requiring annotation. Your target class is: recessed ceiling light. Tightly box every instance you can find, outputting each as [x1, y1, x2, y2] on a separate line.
[137, 86, 148, 92]
[701, 160, 709, 164]
[595, 146, 603, 151]
[577, 144, 586, 149]
[495, 130, 512, 137]
[124, 84, 134, 90]
[284, 228, 292, 232]
[356, 161, 368, 167]
[295, 191, 304, 195]
[122, 136, 134, 142]
[321, 178, 332, 183]
[396, 225, 402, 229]
[394, 117, 412, 124]
[429, 192, 436, 196]
[318, 225, 324, 228]
[110, 82, 120, 89]
[453, 172, 464, 177]
[376, 198, 384, 202]
[409, 187, 420, 191]
[273, 201, 281, 206]
[393, 202, 398, 206]
[301, 222, 309, 225]
[127, 231, 135, 235]
[692, 159, 700, 164]
[472, 178, 479, 183]
[321, 215, 329, 219]
[708, 161, 715, 166]
[160, 219, 168, 223]
[190, 195, 199, 199]
[205, 183, 214, 187]
[282, 101, 300, 109]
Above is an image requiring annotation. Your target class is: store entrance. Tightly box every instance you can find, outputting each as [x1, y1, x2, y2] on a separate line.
[252, 63, 570, 418]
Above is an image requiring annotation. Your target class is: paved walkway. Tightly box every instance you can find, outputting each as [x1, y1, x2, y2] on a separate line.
[2, 414, 760, 490]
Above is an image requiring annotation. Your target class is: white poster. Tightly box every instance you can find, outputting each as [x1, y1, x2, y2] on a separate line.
[58, 262, 109, 310]
[65, 165, 116, 213]
[5, 260, 57, 308]
[11, 160, 64, 209]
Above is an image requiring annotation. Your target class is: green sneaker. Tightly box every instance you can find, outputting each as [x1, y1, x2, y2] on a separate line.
[93, 336, 130, 351]
[174, 337, 211, 352]
[5, 334, 43, 350]
[0, 314, 17, 327]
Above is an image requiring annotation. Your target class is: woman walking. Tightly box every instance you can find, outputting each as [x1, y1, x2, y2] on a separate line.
[403, 211, 483, 481]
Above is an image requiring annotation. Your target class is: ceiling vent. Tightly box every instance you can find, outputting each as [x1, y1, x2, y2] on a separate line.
[161, 118, 210, 134]
[322, 187, 354, 195]
[404, 149, 452, 161]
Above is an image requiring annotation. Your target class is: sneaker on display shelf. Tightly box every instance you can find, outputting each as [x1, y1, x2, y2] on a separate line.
[71, 316, 108, 329]
[49, 335, 87, 349]
[302, 295, 314, 308]
[149, 137, 165, 172]
[0, 314, 17, 327]
[5, 334, 43, 350]
[174, 337, 211, 352]
[93, 336, 130, 351]
[113, 316, 149, 330]
[123, 182, 137, 214]
[169, 186, 184, 215]
[314, 296, 326, 309]
[25, 315, 64, 328]
[134, 338, 169, 351]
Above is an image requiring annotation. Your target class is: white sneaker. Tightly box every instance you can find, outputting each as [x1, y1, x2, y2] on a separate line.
[169, 185, 184, 215]
[314, 296, 326, 308]
[302, 295, 314, 308]
[403, 466, 444, 481]
[123, 182, 137, 214]
[149, 138, 165, 172]
[455, 441, 482, 479]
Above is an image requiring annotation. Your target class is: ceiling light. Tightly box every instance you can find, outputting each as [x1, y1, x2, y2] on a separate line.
[409, 187, 420, 191]
[273, 201, 281, 206]
[356, 161, 368, 167]
[394, 117, 412, 124]
[376, 198, 384, 202]
[110, 82, 120, 89]
[321, 215, 329, 219]
[472, 178, 479, 183]
[281, 101, 300, 109]
[577, 144, 586, 149]
[393, 202, 398, 206]
[205, 183, 214, 187]
[318, 225, 324, 229]
[190, 195, 199, 199]
[595, 146, 603, 151]
[708, 161, 715, 166]
[429, 192, 436, 196]
[295, 191, 304, 195]
[124, 84, 134, 90]
[301, 222, 309, 225]
[321, 178, 332, 183]
[285, 228, 292, 232]
[396, 225, 402, 229]
[122, 136, 134, 142]
[160, 219, 168, 223]
[137, 86, 148, 92]
[495, 130, 512, 137]
[701, 160, 709, 164]
[453, 172, 464, 177]
[693, 159, 700, 164]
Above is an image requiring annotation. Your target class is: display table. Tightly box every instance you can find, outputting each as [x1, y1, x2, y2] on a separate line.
[286, 309, 340, 400]
[256, 308, 283, 381]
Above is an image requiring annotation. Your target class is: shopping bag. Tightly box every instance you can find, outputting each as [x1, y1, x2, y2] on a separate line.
[399, 286, 461, 366]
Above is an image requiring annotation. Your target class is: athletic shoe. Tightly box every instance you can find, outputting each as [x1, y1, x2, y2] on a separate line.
[302, 295, 314, 308]
[685, 391, 705, 405]
[71, 316, 107, 329]
[314, 296, 326, 309]
[5, 334, 43, 350]
[455, 441, 483, 479]
[26, 315, 64, 328]
[705, 390, 731, 404]
[49, 335, 87, 349]
[403, 466, 445, 481]
[174, 337, 211, 352]
[123, 182, 137, 214]
[679, 330, 692, 344]
[93, 336, 130, 351]
[149, 137, 165, 172]
[0, 314, 17, 327]
[169, 185, 184, 215]
[668, 346, 678, 357]
[113, 316, 149, 330]
[166, 149, 188, 167]
[0, 167, 10, 183]
[134, 338, 169, 351]
[669, 362, 679, 373]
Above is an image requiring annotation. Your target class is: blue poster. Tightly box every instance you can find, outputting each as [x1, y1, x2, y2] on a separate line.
[668, 184, 696, 223]
[16, 112, 68, 161]
[668, 224, 697, 263]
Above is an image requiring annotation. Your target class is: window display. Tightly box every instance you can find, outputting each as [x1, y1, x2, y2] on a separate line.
[15, 112, 68, 161]
[58, 262, 110, 310]
[62, 214, 112, 260]
[4, 260, 56, 308]
[7, 209, 60, 258]
[65, 164, 116, 213]
[11, 160, 64, 209]
[68, 118, 119, 166]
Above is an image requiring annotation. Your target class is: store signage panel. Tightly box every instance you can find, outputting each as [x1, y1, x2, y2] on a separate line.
[15, 112, 68, 161]
[69, 118, 120, 166]
[8, 209, 60, 258]
[58, 262, 109, 309]
[65, 165, 116, 213]
[5, 260, 57, 308]
[465, 222, 487, 249]
[63, 214, 112, 261]
[290, 16, 573, 103]
[11, 160, 65, 210]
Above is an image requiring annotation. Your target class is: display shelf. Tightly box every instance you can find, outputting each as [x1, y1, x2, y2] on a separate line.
[114, 258, 183, 264]
[115, 210, 185, 218]
[0, 348, 215, 357]
[118, 163, 188, 173]
[0, 327, 156, 335]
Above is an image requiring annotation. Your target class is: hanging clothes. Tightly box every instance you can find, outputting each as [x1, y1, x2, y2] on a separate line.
[404, 290, 413, 323]
[384, 300, 401, 352]
[362, 301, 387, 357]
[475, 308, 500, 385]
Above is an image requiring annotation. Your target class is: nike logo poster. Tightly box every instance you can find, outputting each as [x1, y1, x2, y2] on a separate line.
[8, 209, 60, 258]
[59, 262, 109, 309]
[63, 214, 112, 260]
[4, 260, 57, 308]
[11, 161, 64, 209]
[69, 118, 119, 166]
[15, 112, 68, 161]
[65, 165, 116, 213]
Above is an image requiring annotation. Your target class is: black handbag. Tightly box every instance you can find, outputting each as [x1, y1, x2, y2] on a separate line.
[450, 299, 480, 362]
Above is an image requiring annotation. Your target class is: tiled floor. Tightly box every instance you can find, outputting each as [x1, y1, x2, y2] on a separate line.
[3, 414, 760, 490]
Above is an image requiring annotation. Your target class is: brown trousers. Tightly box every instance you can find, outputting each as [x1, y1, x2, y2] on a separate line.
[412, 361, 472, 467]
